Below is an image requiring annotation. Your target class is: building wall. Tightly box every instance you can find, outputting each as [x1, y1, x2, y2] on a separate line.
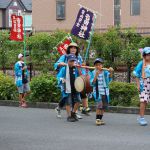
[100, 0, 114, 29]
[32, 0, 150, 32]
[121, 0, 150, 28]
[0, 10, 2, 27]
[32, 0, 114, 32]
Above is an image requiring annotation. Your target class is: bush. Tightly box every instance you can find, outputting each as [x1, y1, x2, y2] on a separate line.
[109, 81, 139, 107]
[0, 72, 17, 100]
[28, 74, 61, 102]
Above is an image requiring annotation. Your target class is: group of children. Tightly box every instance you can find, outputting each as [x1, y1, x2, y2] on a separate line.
[14, 43, 150, 126]
[54, 42, 113, 125]
[55, 43, 150, 126]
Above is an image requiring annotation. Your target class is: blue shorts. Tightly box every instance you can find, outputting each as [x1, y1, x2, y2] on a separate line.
[96, 95, 108, 110]
[65, 93, 81, 106]
[18, 83, 30, 94]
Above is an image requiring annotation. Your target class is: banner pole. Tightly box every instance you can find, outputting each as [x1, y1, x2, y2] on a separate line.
[23, 12, 26, 64]
[78, 4, 102, 16]
[84, 14, 97, 62]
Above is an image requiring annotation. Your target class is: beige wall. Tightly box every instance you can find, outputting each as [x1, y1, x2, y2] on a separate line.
[0, 10, 2, 27]
[32, 0, 150, 32]
[121, 0, 150, 28]
[100, 0, 114, 28]
[32, 0, 114, 31]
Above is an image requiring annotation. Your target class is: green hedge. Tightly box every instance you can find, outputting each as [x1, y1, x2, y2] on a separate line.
[109, 81, 139, 107]
[0, 72, 17, 100]
[28, 74, 61, 103]
[0, 73, 140, 107]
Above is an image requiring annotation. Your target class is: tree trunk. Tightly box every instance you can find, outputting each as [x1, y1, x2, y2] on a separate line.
[127, 64, 131, 83]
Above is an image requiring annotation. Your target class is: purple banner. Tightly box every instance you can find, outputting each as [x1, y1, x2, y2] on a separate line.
[71, 7, 94, 40]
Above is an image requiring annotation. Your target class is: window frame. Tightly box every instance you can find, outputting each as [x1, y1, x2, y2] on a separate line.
[56, 0, 66, 20]
[130, 0, 140, 16]
[114, 0, 121, 26]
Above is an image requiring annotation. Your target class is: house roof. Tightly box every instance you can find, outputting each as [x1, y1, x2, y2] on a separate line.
[21, 0, 32, 11]
[0, 0, 32, 11]
[0, 0, 11, 9]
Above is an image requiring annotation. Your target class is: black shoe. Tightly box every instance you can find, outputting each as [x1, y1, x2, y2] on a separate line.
[67, 116, 76, 122]
[81, 108, 90, 116]
[81, 108, 87, 114]
[71, 112, 78, 121]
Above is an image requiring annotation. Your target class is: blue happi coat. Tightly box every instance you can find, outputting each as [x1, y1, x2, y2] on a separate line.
[133, 60, 150, 92]
[14, 61, 29, 87]
[54, 54, 83, 72]
[90, 70, 112, 102]
[54, 54, 83, 87]
[57, 66, 80, 98]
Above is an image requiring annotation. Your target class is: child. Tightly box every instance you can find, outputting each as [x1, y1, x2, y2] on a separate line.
[133, 47, 150, 126]
[90, 58, 113, 126]
[54, 42, 83, 119]
[14, 53, 30, 108]
[57, 54, 81, 122]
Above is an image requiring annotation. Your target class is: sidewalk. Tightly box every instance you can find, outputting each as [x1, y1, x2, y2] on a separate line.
[0, 100, 150, 115]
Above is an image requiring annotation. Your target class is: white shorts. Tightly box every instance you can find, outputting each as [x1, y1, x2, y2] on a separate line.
[18, 83, 30, 94]
[140, 78, 150, 103]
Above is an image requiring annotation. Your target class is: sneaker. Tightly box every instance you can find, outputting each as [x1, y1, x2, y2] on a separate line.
[21, 102, 27, 108]
[55, 107, 61, 118]
[75, 112, 82, 119]
[137, 117, 148, 126]
[85, 107, 91, 112]
[96, 119, 101, 126]
[67, 116, 76, 122]
[81, 108, 91, 115]
[71, 112, 79, 121]
[100, 120, 105, 125]
[79, 106, 83, 111]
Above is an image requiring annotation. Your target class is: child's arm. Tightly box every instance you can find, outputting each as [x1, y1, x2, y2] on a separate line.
[14, 63, 22, 77]
[57, 67, 66, 84]
[135, 78, 140, 92]
[93, 70, 100, 83]
[133, 61, 143, 78]
[54, 55, 67, 70]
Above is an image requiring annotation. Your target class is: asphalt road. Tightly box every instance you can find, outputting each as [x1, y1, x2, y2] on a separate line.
[0, 106, 150, 150]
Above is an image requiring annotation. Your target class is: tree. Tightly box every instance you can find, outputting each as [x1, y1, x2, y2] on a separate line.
[121, 45, 141, 82]
[120, 29, 142, 82]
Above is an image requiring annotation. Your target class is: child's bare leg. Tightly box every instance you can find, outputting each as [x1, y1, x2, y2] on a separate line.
[96, 109, 100, 115]
[22, 92, 29, 101]
[100, 109, 104, 115]
[19, 94, 23, 105]
[140, 102, 147, 117]
[73, 102, 80, 113]
[66, 105, 71, 116]
[82, 98, 88, 108]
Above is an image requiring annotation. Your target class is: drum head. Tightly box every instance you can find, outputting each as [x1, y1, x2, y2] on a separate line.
[74, 77, 84, 92]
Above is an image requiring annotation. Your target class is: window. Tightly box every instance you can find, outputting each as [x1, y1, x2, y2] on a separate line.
[18, 10, 22, 16]
[130, 0, 140, 16]
[9, 9, 13, 27]
[114, 0, 121, 26]
[56, 0, 65, 20]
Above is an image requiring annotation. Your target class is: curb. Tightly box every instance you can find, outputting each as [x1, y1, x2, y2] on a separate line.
[0, 100, 150, 115]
